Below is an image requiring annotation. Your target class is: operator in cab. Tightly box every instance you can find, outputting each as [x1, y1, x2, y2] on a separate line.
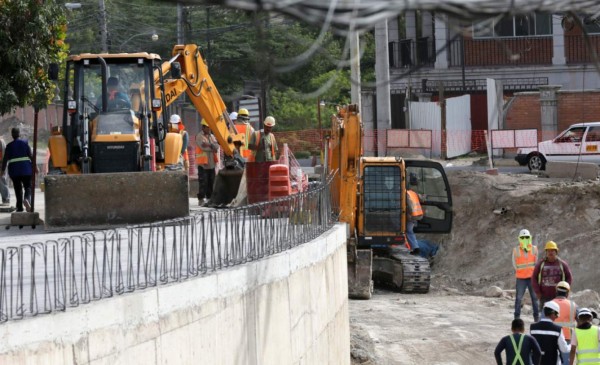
[97, 76, 131, 111]
[249, 116, 278, 162]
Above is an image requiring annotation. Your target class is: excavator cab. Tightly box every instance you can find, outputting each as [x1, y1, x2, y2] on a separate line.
[45, 53, 189, 231]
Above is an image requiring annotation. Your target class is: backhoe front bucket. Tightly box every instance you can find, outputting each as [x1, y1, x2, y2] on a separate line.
[44, 171, 189, 231]
[208, 168, 245, 207]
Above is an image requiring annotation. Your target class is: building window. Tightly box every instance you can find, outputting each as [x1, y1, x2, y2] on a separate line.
[473, 13, 552, 38]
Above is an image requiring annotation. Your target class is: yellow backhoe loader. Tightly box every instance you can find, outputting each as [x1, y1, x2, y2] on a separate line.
[45, 44, 245, 230]
[326, 105, 453, 298]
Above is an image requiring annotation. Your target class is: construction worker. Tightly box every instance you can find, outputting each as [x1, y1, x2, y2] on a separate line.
[406, 172, 424, 255]
[570, 308, 600, 365]
[169, 114, 189, 172]
[551, 281, 577, 364]
[512, 229, 540, 322]
[195, 119, 219, 205]
[249, 116, 278, 162]
[532, 241, 573, 314]
[530, 301, 571, 365]
[0, 134, 10, 206]
[0, 127, 36, 212]
[495, 318, 542, 365]
[99, 76, 130, 111]
[234, 108, 255, 162]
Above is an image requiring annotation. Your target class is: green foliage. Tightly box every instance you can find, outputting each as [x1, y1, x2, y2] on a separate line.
[60, 3, 375, 130]
[0, 0, 68, 115]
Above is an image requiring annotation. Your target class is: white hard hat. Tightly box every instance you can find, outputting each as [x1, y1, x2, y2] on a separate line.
[543, 301, 560, 315]
[519, 229, 531, 238]
[169, 114, 181, 124]
[556, 281, 571, 292]
[264, 116, 276, 127]
[229, 111, 238, 121]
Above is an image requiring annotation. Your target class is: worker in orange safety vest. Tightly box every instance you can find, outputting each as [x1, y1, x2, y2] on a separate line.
[512, 228, 540, 322]
[233, 108, 255, 162]
[550, 281, 577, 364]
[405, 172, 424, 255]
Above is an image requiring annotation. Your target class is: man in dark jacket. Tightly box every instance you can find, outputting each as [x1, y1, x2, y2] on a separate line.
[530, 301, 571, 365]
[532, 240, 573, 312]
[495, 318, 542, 365]
[1, 128, 34, 212]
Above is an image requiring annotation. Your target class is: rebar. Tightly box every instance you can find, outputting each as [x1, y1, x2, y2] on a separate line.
[0, 180, 334, 324]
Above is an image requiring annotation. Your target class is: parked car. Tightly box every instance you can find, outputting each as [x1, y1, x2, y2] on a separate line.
[515, 122, 600, 170]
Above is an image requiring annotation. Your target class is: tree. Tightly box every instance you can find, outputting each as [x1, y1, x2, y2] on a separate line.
[0, 0, 68, 115]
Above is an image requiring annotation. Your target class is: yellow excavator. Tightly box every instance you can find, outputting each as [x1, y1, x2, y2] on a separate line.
[45, 44, 245, 230]
[326, 105, 453, 298]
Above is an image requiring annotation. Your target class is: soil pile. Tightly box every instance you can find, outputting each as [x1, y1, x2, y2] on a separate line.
[430, 170, 600, 300]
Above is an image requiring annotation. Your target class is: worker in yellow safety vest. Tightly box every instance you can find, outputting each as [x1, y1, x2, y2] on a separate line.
[169, 114, 189, 172]
[233, 108, 255, 162]
[551, 281, 577, 364]
[570, 308, 600, 365]
[195, 119, 219, 205]
[249, 116, 278, 162]
[512, 228, 540, 322]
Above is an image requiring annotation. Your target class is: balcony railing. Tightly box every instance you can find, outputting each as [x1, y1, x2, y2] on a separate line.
[565, 34, 600, 64]
[391, 35, 600, 69]
[448, 36, 553, 67]
[389, 37, 435, 68]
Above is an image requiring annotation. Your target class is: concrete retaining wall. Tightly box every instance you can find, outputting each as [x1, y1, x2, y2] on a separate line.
[0, 224, 350, 365]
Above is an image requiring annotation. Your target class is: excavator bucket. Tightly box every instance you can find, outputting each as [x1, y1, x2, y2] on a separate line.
[347, 239, 374, 299]
[44, 171, 189, 231]
[208, 168, 245, 207]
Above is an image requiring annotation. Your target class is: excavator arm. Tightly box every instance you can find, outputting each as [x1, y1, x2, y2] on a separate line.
[156, 44, 244, 158]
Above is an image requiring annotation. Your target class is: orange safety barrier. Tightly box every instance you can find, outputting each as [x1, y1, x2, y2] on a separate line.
[268, 164, 291, 200]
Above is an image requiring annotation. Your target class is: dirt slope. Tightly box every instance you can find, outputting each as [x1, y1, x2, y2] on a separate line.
[430, 170, 600, 296]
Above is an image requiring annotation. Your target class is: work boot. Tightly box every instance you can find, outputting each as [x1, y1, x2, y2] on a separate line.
[410, 248, 421, 256]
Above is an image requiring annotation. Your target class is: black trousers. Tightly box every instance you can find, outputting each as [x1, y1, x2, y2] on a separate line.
[197, 167, 215, 200]
[11, 175, 32, 212]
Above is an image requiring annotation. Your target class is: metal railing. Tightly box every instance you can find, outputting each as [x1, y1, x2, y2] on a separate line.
[0, 180, 335, 323]
[448, 36, 553, 67]
[389, 38, 436, 68]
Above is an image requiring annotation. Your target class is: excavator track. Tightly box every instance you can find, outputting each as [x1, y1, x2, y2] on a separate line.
[372, 248, 431, 294]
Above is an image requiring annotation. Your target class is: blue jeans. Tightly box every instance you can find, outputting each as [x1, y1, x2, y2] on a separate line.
[514, 278, 539, 319]
[406, 220, 419, 250]
[561, 348, 569, 364]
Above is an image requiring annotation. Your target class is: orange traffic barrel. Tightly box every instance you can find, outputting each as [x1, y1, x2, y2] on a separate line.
[268, 164, 291, 200]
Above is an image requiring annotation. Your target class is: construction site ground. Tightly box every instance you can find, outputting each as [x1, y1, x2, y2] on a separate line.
[2, 157, 600, 364]
[350, 158, 600, 365]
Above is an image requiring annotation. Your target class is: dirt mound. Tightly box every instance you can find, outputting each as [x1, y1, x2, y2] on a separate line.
[428, 170, 600, 295]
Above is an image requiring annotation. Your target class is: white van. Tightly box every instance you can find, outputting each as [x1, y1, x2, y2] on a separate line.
[515, 122, 600, 170]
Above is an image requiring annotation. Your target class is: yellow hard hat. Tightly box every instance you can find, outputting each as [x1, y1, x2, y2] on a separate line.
[264, 116, 276, 127]
[545, 241, 559, 251]
[556, 281, 570, 292]
[201, 119, 209, 127]
[238, 108, 249, 117]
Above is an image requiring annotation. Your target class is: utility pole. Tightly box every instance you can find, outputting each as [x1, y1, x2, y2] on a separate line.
[177, 3, 184, 44]
[438, 81, 447, 160]
[98, 0, 108, 52]
[375, 20, 391, 157]
[206, 6, 211, 65]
